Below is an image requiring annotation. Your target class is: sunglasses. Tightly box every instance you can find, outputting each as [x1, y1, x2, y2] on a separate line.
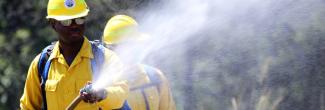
[59, 18, 85, 26]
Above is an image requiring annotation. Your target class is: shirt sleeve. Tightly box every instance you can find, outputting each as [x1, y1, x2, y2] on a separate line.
[20, 54, 43, 110]
[157, 70, 176, 110]
[97, 49, 129, 109]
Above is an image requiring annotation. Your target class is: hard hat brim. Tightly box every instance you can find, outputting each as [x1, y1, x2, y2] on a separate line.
[46, 9, 89, 21]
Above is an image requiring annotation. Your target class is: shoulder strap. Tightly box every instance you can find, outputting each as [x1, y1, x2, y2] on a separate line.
[129, 65, 162, 91]
[38, 45, 54, 79]
[37, 41, 56, 76]
[90, 41, 105, 81]
[140, 65, 162, 110]
[37, 44, 54, 110]
[143, 65, 162, 91]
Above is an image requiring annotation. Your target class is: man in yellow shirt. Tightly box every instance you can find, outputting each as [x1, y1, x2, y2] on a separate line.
[102, 15, 176, 110]
[20, 0, 129, 109]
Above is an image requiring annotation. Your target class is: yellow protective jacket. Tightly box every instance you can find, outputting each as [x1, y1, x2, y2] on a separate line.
[125, 64, 176, 110]
[20, 38, 129, 110]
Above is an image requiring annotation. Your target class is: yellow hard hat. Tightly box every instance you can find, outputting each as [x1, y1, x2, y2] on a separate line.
[103, 15, 144, 44]
[46, 0, 89, 20]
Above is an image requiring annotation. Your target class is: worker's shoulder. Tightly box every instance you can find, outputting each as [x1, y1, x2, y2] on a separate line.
[31, 54, 42, 66]
[140, 64, 167, 81]
[32, 42, 55, 64]
[102, 47, 115, 55]
[144, 64, 166, 74]
[102, 47, 119, 59]
[89, 40, 118, 60]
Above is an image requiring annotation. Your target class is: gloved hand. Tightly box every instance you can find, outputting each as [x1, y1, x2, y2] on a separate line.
[79, 82, 107, 103]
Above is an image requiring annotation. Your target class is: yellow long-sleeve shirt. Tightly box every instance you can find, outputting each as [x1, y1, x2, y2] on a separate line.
[20, 38, 129, 110]
[126, 64, 176, 110]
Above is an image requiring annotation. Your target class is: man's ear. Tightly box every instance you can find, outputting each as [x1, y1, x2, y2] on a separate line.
[48, 19, 56, 30]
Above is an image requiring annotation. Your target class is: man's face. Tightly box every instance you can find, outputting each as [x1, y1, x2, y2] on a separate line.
[50, 17, 85, 44]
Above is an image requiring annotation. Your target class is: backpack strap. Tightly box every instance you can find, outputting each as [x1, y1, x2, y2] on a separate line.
[141, 89, 150, 110]
[143, 65, 161, 92]
[37, 44, 54, 110]
[129, 65, 162, 110]
[130, 65, 162, 91]
[112, 101, 132, 110]
[90, 40, 105, 81]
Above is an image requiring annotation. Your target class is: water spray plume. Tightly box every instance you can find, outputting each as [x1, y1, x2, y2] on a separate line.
[92, 57, 124, 89]
[92, 0, 209, 89]
[91, 0, 325, 109]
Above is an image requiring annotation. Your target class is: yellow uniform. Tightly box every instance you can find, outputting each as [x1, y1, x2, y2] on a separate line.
[20, 38, 129, 110]
[126, 64, 176, 110]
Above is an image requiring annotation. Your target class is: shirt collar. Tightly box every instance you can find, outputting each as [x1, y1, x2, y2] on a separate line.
[49, 37, 94, 61]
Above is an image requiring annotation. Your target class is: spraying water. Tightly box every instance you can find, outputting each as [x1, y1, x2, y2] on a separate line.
[92, 0, 209, 89]
[90, 0, 325, 110]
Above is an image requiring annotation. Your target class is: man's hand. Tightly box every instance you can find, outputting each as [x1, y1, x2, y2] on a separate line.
[79, 82, 107, 103]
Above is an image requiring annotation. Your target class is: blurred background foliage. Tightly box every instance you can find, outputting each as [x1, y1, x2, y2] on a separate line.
[0, 0, 324, 110]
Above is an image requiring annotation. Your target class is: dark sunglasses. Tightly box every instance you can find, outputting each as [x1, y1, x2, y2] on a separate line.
[59, 18, 85, 26]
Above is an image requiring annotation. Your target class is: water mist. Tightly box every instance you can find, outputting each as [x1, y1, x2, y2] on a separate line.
[92, 0, 325, 109]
